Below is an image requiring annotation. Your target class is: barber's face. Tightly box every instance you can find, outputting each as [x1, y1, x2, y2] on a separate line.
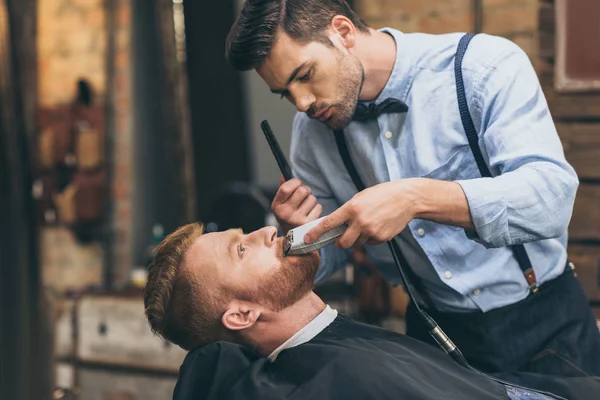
[187, 226, 320, 311]
[257, 31, 364, 131]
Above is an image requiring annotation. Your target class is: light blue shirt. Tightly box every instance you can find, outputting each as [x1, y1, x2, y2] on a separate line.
[290, 28, 579, 313]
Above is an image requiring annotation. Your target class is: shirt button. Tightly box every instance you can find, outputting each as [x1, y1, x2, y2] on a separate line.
[417, 228, 425, 237]
[444, 271, 452, 279]
[473, 289, 481, 296]
[384, 131, 392, 139]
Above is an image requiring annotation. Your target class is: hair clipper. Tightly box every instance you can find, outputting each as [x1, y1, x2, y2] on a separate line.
[283, 217, 347, 256]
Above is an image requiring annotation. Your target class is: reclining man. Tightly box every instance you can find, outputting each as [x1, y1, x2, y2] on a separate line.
[144, 223, 599, 400]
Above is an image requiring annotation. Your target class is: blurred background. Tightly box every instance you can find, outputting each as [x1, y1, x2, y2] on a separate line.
[1, 0, 599, 399]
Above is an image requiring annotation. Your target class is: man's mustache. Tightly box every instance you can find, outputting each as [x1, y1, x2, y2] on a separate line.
[307, 104, 331, 119]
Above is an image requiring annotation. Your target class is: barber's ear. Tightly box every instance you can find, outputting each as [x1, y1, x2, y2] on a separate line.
[222, 300, 262, 331]
[328, 15, 356, 50]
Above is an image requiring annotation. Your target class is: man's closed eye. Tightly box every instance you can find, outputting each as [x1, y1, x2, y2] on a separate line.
[298, 69, 312, 82]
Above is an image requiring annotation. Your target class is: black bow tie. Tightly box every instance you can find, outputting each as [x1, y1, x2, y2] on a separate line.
[352, 98, 409, 122]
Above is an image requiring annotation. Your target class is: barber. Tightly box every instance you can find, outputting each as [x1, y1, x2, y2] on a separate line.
[226, 0, 600, 377]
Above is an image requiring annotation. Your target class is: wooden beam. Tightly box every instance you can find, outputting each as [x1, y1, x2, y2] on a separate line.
[570, 184, 600, 241]
[545, 90, 600, 119]
[0, 1, 51, 399]
[568, 244, 600, 302]
[542, 65, 600, 118]
[556, 123, 600, 179]
[155, 0, 197, 224]
[541, 63, 600, 118]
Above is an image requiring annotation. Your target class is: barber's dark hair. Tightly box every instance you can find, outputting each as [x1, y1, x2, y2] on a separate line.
[226, 0, 369, 71]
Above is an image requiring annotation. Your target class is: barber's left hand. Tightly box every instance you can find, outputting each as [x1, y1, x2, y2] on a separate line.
[304, 180, 419, 248]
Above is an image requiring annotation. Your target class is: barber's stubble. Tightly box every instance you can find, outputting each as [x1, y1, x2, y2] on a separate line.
[312, 48, 364, 131]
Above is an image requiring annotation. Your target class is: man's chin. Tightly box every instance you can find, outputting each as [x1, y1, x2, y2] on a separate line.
[285, 250, 320, 269]
[325, 114, 353, 131]
[256, 250, 320, 312]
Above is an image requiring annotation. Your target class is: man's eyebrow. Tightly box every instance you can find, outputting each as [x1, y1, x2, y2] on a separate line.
[226, 228, 244, 263]
[270, 61, 309, 94]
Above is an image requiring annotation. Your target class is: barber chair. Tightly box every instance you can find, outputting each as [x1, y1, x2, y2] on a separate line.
[203, 181, 276, 234]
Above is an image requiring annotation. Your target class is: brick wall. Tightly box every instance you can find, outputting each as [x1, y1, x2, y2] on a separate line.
[37, 0, 134, 289]
[356, 0, 473, 35]
[37, 0, 107, 106]
[354, 0, 541, 60]
[37, 0, 108, 291]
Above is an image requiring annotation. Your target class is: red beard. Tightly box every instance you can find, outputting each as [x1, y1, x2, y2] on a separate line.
[231, 249, 321, 311]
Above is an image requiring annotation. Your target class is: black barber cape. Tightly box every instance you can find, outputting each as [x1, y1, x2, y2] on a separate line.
[173, 315, 600, 399]
[173, 315, 510, 400]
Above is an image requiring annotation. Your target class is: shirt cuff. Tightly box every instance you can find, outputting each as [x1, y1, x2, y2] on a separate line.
[456, 179, 511, 248]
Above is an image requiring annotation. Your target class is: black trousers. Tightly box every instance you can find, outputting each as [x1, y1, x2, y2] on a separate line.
[406, 267, 600, 377]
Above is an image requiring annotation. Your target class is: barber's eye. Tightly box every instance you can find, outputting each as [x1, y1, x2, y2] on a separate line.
[298, 70, 312, 82]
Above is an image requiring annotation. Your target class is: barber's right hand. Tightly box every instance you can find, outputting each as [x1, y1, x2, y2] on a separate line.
[272, 177, 323, 234]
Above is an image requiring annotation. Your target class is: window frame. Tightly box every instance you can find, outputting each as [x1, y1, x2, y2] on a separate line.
[555, 0, 600, 92]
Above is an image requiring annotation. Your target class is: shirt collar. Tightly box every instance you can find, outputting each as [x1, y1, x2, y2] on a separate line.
[358, 27, 413, 107]
[267, 305, 338, 362]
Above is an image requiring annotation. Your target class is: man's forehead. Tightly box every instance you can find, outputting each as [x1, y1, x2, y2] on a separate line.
[258, 32, 321, 86]
[184, 232, 229, 274]
[187, 228, 242, 262]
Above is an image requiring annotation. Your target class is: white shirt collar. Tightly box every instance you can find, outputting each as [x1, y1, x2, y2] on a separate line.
[267, 305, 338, 362]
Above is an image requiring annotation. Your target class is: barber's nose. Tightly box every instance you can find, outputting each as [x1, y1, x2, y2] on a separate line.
[293, 92, 315, 113]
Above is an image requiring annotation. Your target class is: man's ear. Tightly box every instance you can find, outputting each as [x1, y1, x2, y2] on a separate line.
[328, 15, 356, 50]
[221, 300, 262, 331]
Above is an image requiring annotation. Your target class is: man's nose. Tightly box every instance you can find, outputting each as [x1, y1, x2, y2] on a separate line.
[291, 89, 315, 113]
[250, 226, 278, 246]
[263, 226, 278, 246]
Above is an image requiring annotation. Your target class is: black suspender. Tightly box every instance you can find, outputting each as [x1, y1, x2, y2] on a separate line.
[333, 130, 435, 307]
[333, 33, 538, 309]
[455, 34, 538, 293]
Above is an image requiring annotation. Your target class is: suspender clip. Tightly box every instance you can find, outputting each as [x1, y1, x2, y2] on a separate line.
[524, 268, 539, 294]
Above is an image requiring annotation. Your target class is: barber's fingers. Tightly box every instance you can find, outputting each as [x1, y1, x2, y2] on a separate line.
[286, 185, 313, 209]
[306, 203, 323, 221]
[335, 224, 361, 249]
[305, 205, 350, 244]
[298, 194, 318, 216]
[273, 178, 303, 204]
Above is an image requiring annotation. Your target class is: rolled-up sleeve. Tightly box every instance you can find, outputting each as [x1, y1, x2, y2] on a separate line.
[290, 114, 350, 283]
[456, 46, 579, 248]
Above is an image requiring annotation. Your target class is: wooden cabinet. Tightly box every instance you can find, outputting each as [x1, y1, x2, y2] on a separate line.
[54, 293, 186, 399]
[77, 295, 187, 372]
